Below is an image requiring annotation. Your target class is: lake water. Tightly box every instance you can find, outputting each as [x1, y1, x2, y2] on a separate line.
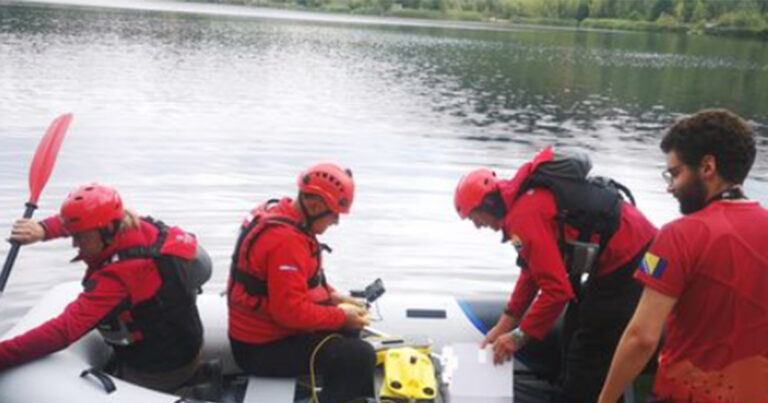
[1, 0, 766, 334]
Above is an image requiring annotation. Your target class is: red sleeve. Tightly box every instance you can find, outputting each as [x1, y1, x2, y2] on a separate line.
[506, 267, 537, 322]
[511, 216, 574, 340]
[39, 215, 68, 240]
[634, 220, 696, 297]
[265, 233, 345, 331]
[0, 273, 128, 369]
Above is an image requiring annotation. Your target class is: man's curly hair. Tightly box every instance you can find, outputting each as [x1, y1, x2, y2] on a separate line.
[661, 109, 756, 184]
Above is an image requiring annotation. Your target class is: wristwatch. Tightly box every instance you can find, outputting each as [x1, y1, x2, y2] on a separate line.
[511, 328, 529, 350]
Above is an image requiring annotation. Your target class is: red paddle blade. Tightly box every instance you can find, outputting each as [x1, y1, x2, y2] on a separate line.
[28, 113, 73, 205]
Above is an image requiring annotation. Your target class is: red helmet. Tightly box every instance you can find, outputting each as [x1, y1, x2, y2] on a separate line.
[454, 168, 499, 219]
[297, 163, 355, 214]
[60, 184, 124, 234]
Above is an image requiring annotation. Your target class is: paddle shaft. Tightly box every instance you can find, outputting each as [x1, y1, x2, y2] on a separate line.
[0, 203, 38, 293]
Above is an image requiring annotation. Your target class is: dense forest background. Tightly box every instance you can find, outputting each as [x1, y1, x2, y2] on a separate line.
[187, 0, 768, 38]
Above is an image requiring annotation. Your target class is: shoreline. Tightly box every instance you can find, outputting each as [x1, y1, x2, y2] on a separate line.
[6, 0, 767, 40]
[181, 0, 768, 41]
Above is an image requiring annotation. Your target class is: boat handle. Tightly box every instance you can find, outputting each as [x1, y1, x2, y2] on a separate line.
[80, 368, 116, 394]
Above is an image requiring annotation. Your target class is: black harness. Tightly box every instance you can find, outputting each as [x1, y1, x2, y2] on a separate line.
[515, 171, 636, 295]
[228, 200, 328, 310]
[92, 218, 203, 372]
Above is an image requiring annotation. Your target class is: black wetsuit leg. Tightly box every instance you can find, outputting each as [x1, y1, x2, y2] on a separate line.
[558, 246, 647, 402]
[230, 333, 376, 403]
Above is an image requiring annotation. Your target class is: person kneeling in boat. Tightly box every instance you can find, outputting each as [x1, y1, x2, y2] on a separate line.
[454, 148, 657, 402]
[0, 183, 211, 394]
[228, 162, 375, 403]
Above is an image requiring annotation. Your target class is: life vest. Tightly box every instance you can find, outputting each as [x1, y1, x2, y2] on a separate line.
[514, 150, 636, 281]
[90, 218, 203, 372]
[227, 199, 328, 312]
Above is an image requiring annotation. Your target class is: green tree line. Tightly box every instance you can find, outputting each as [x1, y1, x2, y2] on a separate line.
[190, 0, 768, 37]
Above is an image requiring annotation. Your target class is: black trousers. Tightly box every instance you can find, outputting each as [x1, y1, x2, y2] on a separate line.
[230, 333, 376, 403]
[556, 246, 648, 403]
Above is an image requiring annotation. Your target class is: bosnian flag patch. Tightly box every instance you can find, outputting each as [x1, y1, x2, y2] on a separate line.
[640, 252, 668, 279]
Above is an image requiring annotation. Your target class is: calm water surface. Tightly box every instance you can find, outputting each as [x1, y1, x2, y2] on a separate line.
[1, 0, 767, 333]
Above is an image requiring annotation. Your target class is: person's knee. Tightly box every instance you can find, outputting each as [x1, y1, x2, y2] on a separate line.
[336, 338, 376, 373]
[355, 339, 377, 370]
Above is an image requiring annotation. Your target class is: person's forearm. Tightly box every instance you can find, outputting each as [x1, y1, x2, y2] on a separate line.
[599, 328, 658, 403]
[40, 215, 67, 239]
[506, 269, 537, 320]
[497, 311, 518, 330]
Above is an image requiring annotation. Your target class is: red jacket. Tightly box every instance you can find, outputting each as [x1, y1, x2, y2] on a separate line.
[0, 215, 199, 371]
[499, 152, 657, 340]
[228, 198, 345, 344]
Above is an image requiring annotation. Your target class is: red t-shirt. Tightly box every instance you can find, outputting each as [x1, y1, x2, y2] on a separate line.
[635, 201, 768, 403]
[504, 187, 656, 340]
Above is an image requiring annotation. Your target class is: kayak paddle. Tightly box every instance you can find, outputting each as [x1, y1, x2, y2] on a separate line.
[0, 113, 73, 293]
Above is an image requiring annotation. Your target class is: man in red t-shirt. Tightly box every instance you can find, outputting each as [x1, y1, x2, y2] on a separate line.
[454, 148, 657, 402]
[599, 109, 768, 403]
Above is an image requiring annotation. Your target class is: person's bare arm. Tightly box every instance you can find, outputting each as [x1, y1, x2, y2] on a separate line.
[598, 287, 676, 403]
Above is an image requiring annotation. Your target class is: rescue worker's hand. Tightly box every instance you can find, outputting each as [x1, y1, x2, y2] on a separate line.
[341, 304, 369, 331]
[481, 325, 506, 349]
[8, 219, 45, 245]
[481, 314, 516, 349]
[330, 291, 366, 308]
[491, 332, 516, 365]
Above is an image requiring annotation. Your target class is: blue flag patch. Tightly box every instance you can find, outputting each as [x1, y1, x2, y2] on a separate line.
[640, 252, 668, 279]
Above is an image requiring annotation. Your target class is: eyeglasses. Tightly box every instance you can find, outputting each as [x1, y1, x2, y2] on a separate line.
[661, 164, 683, 186]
